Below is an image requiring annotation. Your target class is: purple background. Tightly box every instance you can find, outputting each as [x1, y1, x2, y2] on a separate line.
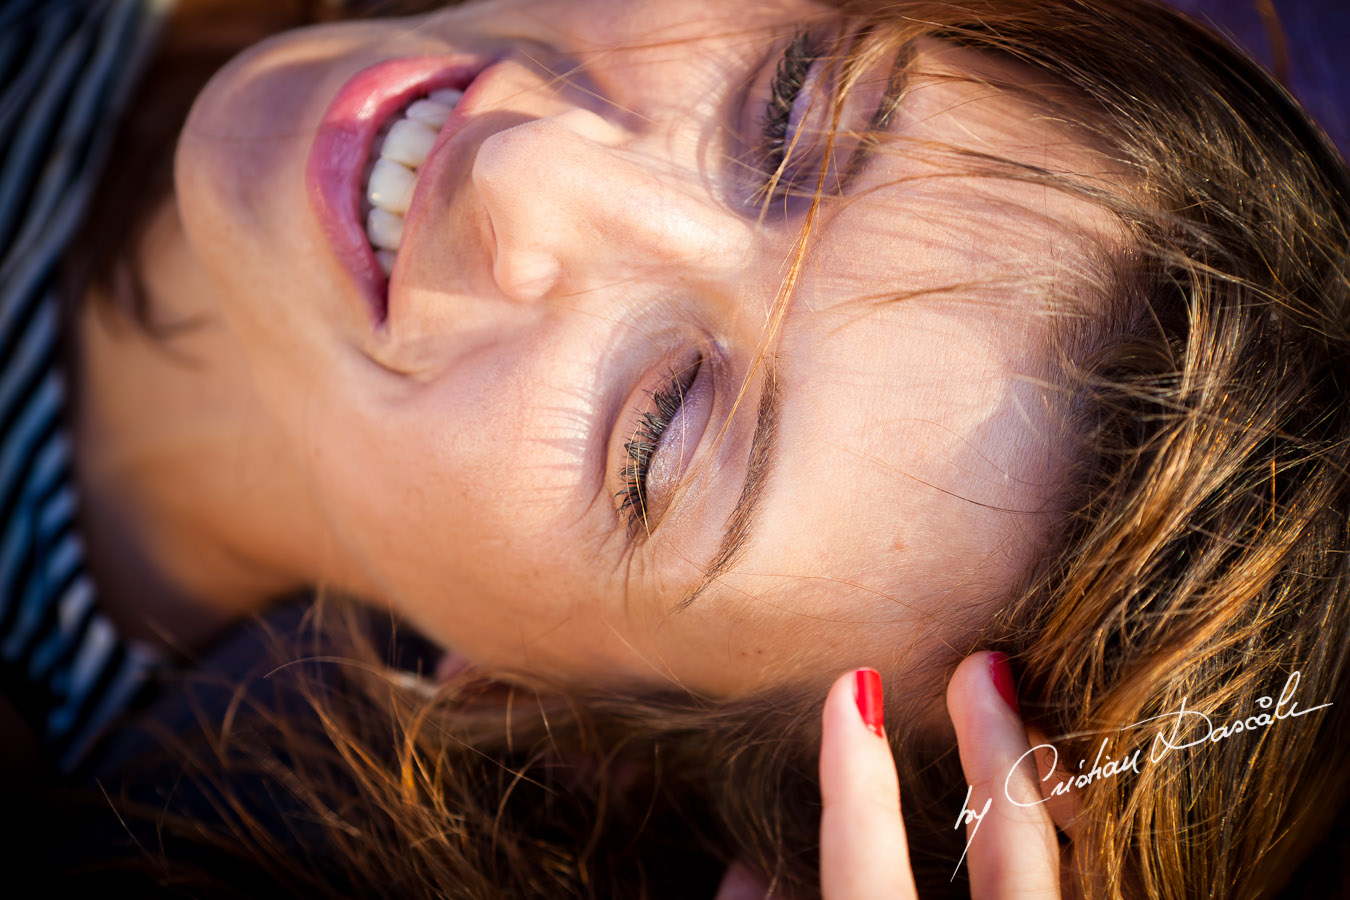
[1166, 0, 1349, 159]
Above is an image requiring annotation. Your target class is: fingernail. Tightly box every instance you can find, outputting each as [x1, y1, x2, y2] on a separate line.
[853, 668, 884, 737]
[989, 652, 1020, 715]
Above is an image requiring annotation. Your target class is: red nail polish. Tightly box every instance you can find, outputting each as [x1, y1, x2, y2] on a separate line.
[853, 668, 884, 737]
[989, 652, 1020, 715]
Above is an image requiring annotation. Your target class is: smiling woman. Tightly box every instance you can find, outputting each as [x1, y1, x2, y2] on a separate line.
[5, 0, 1350, 897]
[88, 0, 1093, 697]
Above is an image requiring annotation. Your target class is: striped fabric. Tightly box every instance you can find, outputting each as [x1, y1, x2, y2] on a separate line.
[1, 0, 169, 772]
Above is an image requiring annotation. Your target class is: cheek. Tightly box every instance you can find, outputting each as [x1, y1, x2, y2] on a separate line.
[289, 369, 612, 622]
[298, 395, 460, 603]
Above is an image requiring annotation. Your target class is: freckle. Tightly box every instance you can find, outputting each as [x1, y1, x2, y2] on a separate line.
[893, 536, 906, 552]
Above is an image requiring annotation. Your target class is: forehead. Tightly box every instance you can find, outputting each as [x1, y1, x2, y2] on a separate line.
[664, 45, 1113, 680]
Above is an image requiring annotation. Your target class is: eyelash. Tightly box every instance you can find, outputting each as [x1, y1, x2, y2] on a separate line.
[617, 358, 701, 532]
[612, 38, 820, 533]
[758, 29, 822, 193]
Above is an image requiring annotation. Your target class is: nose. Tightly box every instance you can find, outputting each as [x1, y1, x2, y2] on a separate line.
[471, 102, 751, 305]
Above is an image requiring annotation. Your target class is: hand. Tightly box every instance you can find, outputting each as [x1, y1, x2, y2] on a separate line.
[713, 652, 1062, 899]
[818, 653, 1060, 899]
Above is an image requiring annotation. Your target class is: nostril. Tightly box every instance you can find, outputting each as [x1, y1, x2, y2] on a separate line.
[549, 107, 628, 146]
[492, 247, 562, 304]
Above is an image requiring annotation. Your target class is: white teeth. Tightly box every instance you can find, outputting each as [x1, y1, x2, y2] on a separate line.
[362, 86, 466, 274]
[406, 99, 454, 128]
[367, 157, 416, 214]
[429, 88, 463, 107]
[380, 118, 438, 169]
[366, 207, 404, 250]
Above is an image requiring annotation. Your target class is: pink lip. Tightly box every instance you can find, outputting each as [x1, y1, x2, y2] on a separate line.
[389, 58, 506, 321]
[306, 56, 486, 325]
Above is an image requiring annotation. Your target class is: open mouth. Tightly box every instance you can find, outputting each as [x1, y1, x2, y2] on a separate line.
[361, 87, 464, 277]
[306, 56, 488, 325]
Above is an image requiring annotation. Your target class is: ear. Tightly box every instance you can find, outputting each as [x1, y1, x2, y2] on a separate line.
[435, 649, 475, 681]
[712, 860, 775, 900]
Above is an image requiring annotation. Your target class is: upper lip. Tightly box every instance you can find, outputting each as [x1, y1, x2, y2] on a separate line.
[305, 55, 495, 326]
[384, 57, 506, 320]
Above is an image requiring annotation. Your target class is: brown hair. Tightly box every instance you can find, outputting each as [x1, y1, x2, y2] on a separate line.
[67, 1, 1350, 898]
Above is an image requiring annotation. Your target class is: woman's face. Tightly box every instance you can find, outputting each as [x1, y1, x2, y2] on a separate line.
[176, 0, 1107, 694]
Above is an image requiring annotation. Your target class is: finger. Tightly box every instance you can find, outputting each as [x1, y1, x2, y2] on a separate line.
[946, 652, 1060, 900]
[819, 668, 918, 900]
[1025, 725, 1082, 841]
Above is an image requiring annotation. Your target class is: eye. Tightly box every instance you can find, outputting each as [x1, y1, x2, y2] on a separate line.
[757, 29, 825, 200]
[616, 357, 703, 533]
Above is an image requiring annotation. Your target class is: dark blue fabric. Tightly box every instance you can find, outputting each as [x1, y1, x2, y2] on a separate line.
[0, 0, 167, 773]
[42, 599, 440, 896]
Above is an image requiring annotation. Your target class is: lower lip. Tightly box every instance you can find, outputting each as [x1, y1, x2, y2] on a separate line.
[306, 57, 481, 325]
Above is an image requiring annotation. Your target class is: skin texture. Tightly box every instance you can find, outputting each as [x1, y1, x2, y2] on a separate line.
[77, 0, 1111, 695]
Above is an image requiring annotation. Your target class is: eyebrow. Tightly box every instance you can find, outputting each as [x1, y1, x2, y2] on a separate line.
[838, 39, 915, 192]
[666, 45, 908, 611]
[673, 360, 782, 612]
